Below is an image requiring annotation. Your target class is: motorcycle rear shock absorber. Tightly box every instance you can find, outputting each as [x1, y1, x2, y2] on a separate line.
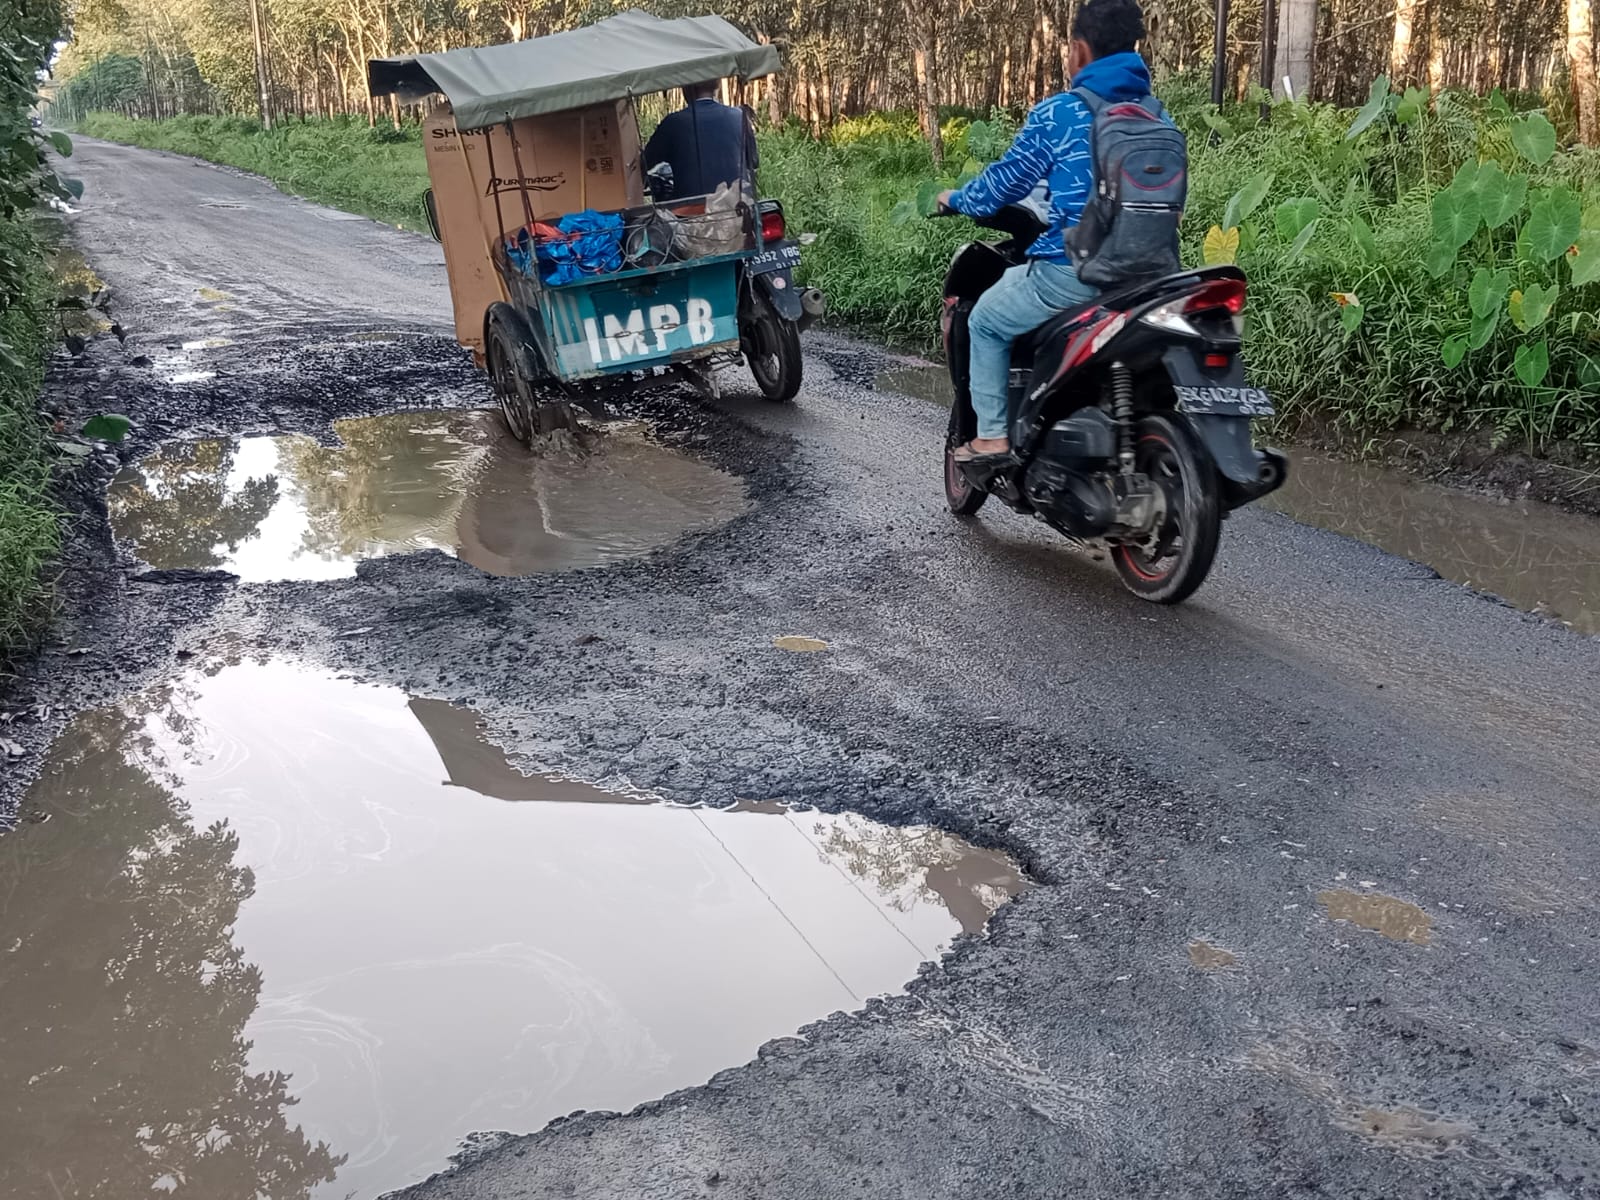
[1110, 361, 1135, 475]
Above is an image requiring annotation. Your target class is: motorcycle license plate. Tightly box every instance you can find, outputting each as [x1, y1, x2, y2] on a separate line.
[746, 244, 802, 276]
[1174, 385, 1275, 418]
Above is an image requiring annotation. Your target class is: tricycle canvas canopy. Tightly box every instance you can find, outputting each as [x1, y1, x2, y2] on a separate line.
[367, 10, 780, 130]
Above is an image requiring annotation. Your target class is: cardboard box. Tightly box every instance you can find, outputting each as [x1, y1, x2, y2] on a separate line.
[423, 101, 644, 355]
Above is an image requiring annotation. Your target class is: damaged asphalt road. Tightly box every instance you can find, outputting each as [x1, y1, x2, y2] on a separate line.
[8, 138, 1600, 1198]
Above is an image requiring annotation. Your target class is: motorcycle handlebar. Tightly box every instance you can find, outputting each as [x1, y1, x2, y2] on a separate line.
[923, 200, 1047, 244]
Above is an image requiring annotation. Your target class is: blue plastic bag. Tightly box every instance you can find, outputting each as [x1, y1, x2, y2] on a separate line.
[534, 210, 624, 285]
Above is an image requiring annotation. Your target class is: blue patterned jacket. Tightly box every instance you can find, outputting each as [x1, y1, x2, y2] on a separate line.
[949, 52, 1156, 262]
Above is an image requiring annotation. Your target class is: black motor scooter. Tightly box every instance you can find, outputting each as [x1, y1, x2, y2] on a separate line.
[939, 204, 1288, 603]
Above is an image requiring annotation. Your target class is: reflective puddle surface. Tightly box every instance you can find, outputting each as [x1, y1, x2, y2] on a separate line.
[1264, 453, 1600, 635]
[107, 410, 747, 581]
[875, 365, 955, 408]
[0, 656, 1027, 1199]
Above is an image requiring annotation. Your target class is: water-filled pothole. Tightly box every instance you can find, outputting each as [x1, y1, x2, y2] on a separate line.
[0, 656, 1027, 1199]
[107, 410, 747, 581]
[876, 365, 955, 408]
[1264, 452, 1600, 634]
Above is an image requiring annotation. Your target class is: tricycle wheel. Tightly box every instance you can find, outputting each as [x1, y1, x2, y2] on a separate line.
[486, 304, 579, 445]
[743, 299, 803, 403]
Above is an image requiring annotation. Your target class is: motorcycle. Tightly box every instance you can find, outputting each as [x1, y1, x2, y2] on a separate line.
[937, 203, 1288, 603]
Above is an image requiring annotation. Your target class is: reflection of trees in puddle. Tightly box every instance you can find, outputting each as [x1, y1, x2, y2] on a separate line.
[51, 246, 112, 338]
[275, 415, 474, 560]
[114, 412, 745, 578]
[0, 685, 342, 1198]
[109, 440, 280, 570]
[812, 818, 1024, 936]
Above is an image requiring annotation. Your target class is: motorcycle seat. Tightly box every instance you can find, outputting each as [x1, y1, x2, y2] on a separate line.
[1014, 264, 1247, 359]
[1018, 299, 1100, 357]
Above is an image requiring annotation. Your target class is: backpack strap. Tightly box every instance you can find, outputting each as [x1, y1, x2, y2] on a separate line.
[1070, 86, 1107, 116]
[1073, 86, 1163, 118]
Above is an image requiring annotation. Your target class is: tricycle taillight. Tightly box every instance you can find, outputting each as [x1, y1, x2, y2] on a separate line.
[760, 206, 786, 244]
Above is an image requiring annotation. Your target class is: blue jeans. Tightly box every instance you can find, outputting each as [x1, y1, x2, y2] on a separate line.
[967, 259, 1098, 441]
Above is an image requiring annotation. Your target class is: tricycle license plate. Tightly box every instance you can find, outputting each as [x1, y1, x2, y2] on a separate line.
[1174, 385, 1275, 417]
[747, 245, 802, 275]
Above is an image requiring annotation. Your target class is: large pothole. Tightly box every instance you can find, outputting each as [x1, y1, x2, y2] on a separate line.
[107, 409, 747, 580]
[0, 655, 1028, 1199]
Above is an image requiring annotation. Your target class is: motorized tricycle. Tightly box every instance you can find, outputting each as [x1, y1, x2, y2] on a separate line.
[369, 10, 824, 442]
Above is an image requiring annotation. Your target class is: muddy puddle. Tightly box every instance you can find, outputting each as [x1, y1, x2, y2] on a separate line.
[876, 365, 955, 408]
[107, 410, 746, 581]
[1318, 888, 1433, 945]
[1265, 453, 1600, 634]
[0, 656, 1027, 1199]
[50, 245, 112, 339]
[1186, 939, 1239, 970]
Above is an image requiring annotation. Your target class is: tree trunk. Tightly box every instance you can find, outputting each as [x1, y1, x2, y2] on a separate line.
[908, 5, 944, 163]
[1390, 0, 1420, 81]
[1571, 0, 1599, 146]
[1273, 0, 1317, 99]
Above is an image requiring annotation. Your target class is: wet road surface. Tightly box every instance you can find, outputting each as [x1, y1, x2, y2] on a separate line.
[7, 137, 1600, 1198]
[3, 652, 1021, 1199]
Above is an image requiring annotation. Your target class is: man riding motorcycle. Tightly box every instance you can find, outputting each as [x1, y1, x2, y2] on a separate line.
[938, 0, 1160, 466]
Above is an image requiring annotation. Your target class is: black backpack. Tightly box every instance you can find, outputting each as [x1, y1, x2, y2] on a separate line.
[1066, 89, 1188, 287]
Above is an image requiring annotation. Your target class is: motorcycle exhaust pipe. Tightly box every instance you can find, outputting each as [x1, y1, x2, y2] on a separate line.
[797, 288, 827, 331]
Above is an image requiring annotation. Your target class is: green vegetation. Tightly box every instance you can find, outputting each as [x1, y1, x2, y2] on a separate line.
[76, 77, 1600, 456]
[0, 0, 70, 660]
[773, 80, 1600, 449]
[0, 222, 59, 657]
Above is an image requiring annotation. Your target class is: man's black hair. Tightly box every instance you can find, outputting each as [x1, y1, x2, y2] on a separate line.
[1071, 0, 1147, 58]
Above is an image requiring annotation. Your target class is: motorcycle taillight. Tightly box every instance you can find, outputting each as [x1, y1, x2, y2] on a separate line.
[760, 206, 786, 243]
[1142, 277, 1247, 338]
[1183, 277, 1247, 315]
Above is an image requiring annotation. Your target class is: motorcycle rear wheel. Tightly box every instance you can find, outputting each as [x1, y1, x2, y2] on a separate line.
[1111, 414, 1221, 604]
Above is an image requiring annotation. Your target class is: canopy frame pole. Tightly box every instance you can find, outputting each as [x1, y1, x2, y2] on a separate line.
[484, 120, 510, 249]
[505, 116, 538, 231]
[690, 87, 706, 202]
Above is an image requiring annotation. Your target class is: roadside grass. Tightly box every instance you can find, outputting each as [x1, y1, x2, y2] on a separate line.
[75, 88, 1600, 457]
[0, 216, 60, 661]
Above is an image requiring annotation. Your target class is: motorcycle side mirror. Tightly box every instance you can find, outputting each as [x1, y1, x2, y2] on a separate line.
[422, 188, 441, 243]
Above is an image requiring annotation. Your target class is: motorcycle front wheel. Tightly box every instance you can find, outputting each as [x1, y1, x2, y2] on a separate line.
[942, 384, 987, 515]
[1112, 413, 1221, 604]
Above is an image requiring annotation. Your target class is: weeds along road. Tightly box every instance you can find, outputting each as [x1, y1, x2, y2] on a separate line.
[21, 137, 1600, 1198]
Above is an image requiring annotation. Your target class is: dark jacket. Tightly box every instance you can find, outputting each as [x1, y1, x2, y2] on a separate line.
[643, 98, 759, 198]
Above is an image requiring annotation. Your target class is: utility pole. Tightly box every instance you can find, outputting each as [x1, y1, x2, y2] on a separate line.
[1210, 0, 1231, 109]
[248, 0, 272, 130]
[1273, 0, 1316, 100]
[1259, 0, 1277, 120]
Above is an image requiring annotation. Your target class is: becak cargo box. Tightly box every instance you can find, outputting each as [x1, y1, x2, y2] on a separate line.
[422, 100, 644, 355]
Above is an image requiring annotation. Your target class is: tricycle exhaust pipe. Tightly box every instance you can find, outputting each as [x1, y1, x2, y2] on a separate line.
[797, 288, 827, 331]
